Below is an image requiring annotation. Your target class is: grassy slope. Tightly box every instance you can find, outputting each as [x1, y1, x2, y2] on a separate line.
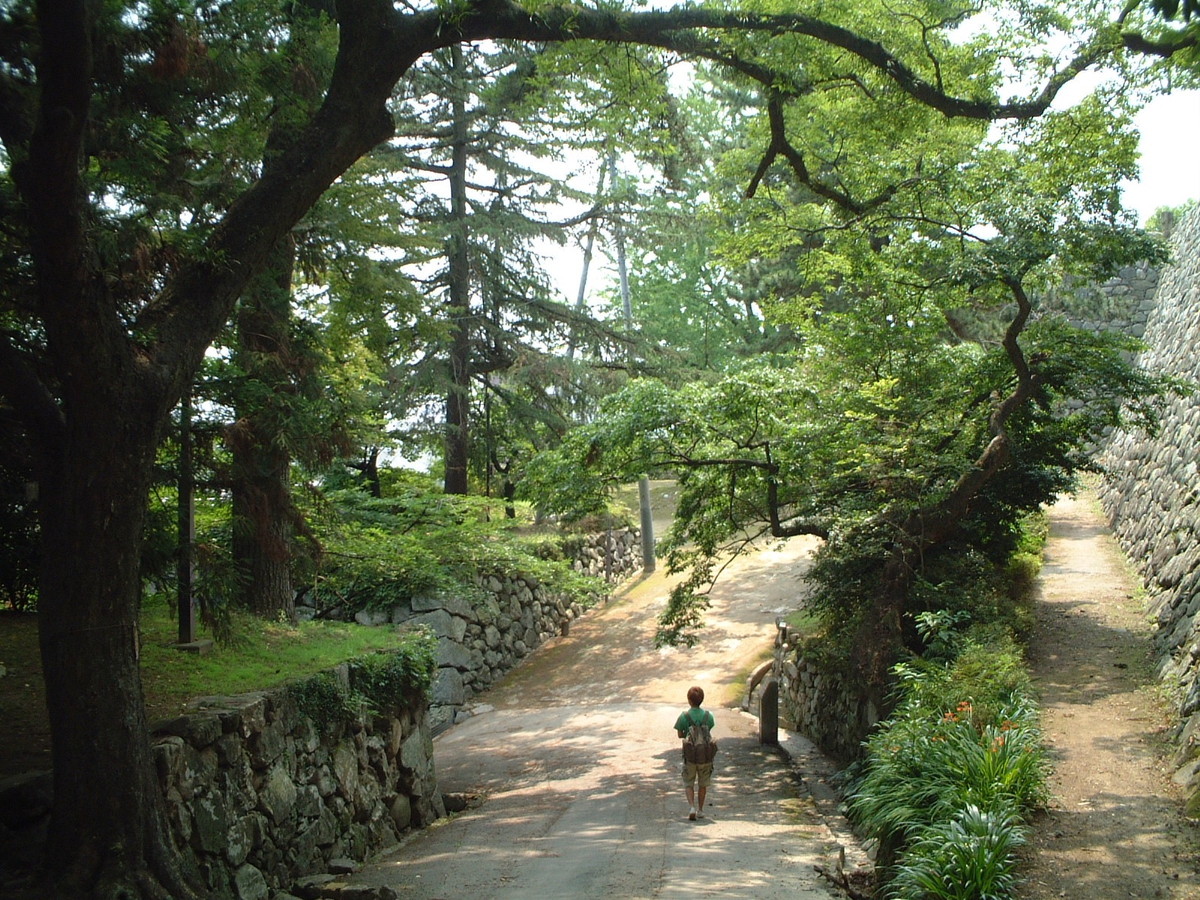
[0, 601, 420, 779]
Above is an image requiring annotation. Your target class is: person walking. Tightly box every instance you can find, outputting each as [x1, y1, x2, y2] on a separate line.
[674, 685, 717, 821]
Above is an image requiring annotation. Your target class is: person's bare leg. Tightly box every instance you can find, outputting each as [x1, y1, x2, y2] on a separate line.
[697, 786, 707, 814]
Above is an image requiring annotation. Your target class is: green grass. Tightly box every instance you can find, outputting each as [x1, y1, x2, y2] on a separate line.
[138, 598, 423, 720]
[784, 608, 822, 636]
[725, 645, 776, 709]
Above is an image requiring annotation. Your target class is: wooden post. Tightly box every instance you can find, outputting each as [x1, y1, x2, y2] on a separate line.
[177, 392, 197, 646]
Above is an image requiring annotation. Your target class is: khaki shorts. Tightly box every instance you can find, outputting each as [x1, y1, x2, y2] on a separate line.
[682, 761, 713, 788]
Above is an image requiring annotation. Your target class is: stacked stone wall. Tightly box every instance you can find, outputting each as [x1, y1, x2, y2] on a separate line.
[1041, 260, 1161, 340]
[1096, 205, 1200, 813]
[773, 623, 876, 762]
[332, 528, 641, 731]
[567, 528, 644, 581]
[3, 530, 641, 896]
[159, 530, 642, 889]
[1, 663, 442, 900]
[150, 671, 444, 899]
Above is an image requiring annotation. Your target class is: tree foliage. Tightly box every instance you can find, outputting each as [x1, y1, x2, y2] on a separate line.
[0, 0, 1194, 896]
[525, 2, 1182, 658]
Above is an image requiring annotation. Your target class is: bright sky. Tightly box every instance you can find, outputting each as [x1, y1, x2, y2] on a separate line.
[1124, 89, 1200, 223]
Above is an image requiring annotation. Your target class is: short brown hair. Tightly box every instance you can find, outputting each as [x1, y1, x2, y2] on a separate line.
[687, 686, 704, 707]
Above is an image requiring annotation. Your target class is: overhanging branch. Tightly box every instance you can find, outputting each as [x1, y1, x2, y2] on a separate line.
[444, 2, 1111, 120]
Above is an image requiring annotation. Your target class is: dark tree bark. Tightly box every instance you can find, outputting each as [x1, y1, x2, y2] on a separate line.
[230, 246, 299, 621]
[7, 3, 411, 893]
[443, 42, 473, 496]
[37, 404, 201, 899]
[846, 278, 1037, 706]
[361, 447, 383, 498]
[228, 0, 337, 621]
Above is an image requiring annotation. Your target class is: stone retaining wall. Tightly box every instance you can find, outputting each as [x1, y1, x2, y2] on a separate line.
[1041, 260, 1160, 340]
[1096, 205, 1200, 813]
[773, 621, 876, 762]
[564, 528, 644, 581]
[336, 528, 642, 731]
[3, 530, 643, 897]
[0, 661, 443, 900]
[150, 664, 443, 899]
[407, 575, 597, 731]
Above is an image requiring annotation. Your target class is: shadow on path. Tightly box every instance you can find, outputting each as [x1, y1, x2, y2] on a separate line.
[353, 537, 865, 899]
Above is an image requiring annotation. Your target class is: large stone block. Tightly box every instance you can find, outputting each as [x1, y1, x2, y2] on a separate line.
[432, 667, 466, 705]
[354, 609, 391, 626]
[389, 793, 413, 831]
[406, 608, 454, 638]
[434, 637, 472, 670]
[152, 735, 187, 788]
[251, 719, 289, 769]
[153, 713, 223, 748]
[185, 693, 268, 740]
[411, 591, 474, 619]
[294, 784, 322, 820]
[332, 741, 361, 802]
[192, 789, 232, 854]
[483, 624, 501, 649]
[233, 862, 269, 900]
[257, 764, 298, 825]
[226, 812, 256, 867]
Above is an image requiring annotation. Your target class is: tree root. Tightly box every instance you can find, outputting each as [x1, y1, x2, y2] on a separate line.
[814, 847, 875, 900]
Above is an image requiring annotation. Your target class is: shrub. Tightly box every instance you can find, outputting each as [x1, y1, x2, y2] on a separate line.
[847, 646, 1046, 898]
[349, 627, 438, 709]
[286, 627, 438, 731]
[887, 805, 1027, 900]
[303, 488, 606, 616]
[288, 670, 359, 733]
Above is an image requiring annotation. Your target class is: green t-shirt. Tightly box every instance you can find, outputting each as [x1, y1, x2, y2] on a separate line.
[674, 706, 715, 737]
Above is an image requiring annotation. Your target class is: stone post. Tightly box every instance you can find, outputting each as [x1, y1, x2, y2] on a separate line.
[759, 679, 779, 746]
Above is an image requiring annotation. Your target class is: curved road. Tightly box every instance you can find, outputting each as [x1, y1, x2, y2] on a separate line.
[355, 536, 865, 898]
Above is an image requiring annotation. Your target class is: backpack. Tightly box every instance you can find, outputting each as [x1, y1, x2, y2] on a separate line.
[682, 709, 718, 764]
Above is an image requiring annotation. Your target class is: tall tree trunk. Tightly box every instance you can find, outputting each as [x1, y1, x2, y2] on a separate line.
[227, 0, 331, 619]
[37, 389, 200, 898]
[230, 240, 298, 621]
[177, 391, 197, 644]
[9, 5, 409, 895]
[444, 43, 472, 496]
[361, 446, 382, 498]
[611, 154, 656, 573]
[566, 164, 607, 362]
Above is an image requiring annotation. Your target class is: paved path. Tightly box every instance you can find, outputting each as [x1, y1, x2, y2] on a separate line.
[355, 536, 867, 898]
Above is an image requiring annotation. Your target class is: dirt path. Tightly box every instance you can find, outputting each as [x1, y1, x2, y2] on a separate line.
[353, 536, 871, 898]
[1023, 490, 1200, 899]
